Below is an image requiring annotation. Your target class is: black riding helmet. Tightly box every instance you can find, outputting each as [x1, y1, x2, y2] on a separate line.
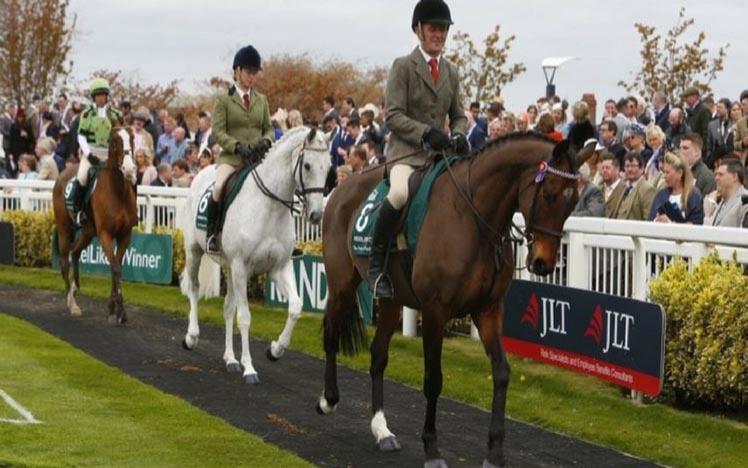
[411, 0, 453, 31]
[233, 45, 262, 71]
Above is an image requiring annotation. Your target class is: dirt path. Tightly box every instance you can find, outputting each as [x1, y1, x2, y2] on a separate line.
[0, 284, 653, 467]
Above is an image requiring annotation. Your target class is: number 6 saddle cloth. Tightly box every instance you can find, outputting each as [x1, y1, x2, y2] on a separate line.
[351, 157, 456, 257]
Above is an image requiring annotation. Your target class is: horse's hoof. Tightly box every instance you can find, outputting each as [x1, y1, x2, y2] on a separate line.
[107, 314, 117, 324]
[482, 458, 505, 468]
[424, 458, 448, 468]
[181, 339, 192, 351]
[118, 315, 127, 325]
[244, 373, 260, 385]
[226, 362, 242, 373]
[315, 395, 336, 415]
[265, 347, 279, 362]
[315, 402, 325, 415]
[376, 435, 401, 452]
[69, 305, 82, 317]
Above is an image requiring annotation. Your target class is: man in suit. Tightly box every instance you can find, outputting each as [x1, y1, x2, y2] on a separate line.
[680, 132, 716, 197]
[705, 98, 733, 168]
[571, 162, 604, 217]
[733, 90, 748, 163]
[704, 159, 747, 227]
[682, 87, 712, 146]
[466, 109, 486, 151]
[322, 95, 339, 122]
[616, 152, 656, 221]
[598, 152, 625, 218]
[469, 101, 487, 134]
[653, 91, 670, 133]
[367, 0, 468, 298]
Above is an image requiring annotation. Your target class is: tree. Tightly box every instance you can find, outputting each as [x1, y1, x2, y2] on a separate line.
[77, 69, 180, 111]
[0, 0, 76, 106]
[618, 7, 728, 104]
[444, 25, 525, 105]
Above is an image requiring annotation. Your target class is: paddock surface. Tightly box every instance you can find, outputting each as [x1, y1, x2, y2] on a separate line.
[0, 284, 655, 467]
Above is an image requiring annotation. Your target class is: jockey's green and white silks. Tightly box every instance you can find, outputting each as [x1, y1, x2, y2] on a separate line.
[78, 106, 122, 149]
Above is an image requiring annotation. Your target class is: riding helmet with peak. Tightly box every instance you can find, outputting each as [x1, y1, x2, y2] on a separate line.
[233, 45, 262, 71]
[89, 78, 111, 97]
[411, 0, 453, 30]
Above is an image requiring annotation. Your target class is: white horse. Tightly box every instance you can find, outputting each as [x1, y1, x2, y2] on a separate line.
[180, 126, 331, 384]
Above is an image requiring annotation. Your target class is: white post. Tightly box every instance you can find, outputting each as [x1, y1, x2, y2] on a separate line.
[470, 323, 480, 340]
[402, 307, 418, 337]
[145, 195, 154, 234]
[566, 231, 586, 289]
[630, 236, 647, 404]
[19, 188, 31, 211]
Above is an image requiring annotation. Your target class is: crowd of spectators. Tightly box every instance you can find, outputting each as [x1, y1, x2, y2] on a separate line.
[2, 85, 748, 227]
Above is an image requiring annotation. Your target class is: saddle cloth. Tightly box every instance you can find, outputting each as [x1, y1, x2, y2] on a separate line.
[195, 160, 261, 231]
[351, 157, 456, 257]
[64, 165, 103, 216]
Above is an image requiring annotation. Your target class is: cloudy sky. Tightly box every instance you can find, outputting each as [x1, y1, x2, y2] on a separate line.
[68, 0, 745, 111]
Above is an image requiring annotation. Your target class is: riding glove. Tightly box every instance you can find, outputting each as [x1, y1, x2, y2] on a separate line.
[423, 127, 451, 151]
[235, 142, 253, 160]
[452, 133, 470, 156]
[254, 138, 272, 157]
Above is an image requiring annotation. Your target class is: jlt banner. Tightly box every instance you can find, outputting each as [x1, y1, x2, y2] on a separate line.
[265, 255, 373, 324]
[503, 280, 666, 396]
[52, 233, 173, 285]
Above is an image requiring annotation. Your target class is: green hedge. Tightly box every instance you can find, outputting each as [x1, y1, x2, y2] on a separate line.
[649, 255, 747, 409]
[0, 211, 184, 284]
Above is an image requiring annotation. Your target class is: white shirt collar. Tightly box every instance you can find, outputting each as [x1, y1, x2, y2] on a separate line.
[234, 82, 251, 97]
[96, 105, 108, 118]
[418, 46, 440, 66]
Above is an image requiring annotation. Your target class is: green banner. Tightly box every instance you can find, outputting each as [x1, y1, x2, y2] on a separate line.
[52, 233, 173, 285]
[265, 255, 373, 324]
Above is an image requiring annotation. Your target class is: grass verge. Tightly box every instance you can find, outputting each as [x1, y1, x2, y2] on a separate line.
[0, 312, 310, 467]
[0, 265, 746, 467]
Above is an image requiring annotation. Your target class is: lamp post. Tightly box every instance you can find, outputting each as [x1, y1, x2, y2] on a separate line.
[541, 57, 579, 98]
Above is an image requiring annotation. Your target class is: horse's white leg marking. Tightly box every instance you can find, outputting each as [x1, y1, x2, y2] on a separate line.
[317, 391, 336, 414]
[371, 410, 395, 443]
[183, 245, 202, 349]
[231, 259, 257, 380]
[222, 267, 240, 369]
[269, 260, 302, 359]
[67, 281, 81, 316]
[0, 389, 42, 425]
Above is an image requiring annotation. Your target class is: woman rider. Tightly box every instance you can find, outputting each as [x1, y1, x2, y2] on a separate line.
[206, 45, 275, 253]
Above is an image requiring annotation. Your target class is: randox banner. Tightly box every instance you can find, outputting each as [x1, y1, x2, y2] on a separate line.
[52, 233, 173, 284]
[503, 280, 666, 396]
[265, 255, 373, 324]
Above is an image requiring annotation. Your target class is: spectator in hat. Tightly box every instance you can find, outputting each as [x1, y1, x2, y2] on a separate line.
[132, 111, 155, 157]
[682, 86, 711, 145]
[197, 143, 214, 171]
[623, 123, 652, 163]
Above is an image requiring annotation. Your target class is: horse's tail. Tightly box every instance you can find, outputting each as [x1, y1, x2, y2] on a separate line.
[326, 299, 368, 357]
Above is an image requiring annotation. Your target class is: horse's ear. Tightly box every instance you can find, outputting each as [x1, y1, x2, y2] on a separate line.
[323, 129, 333, 145]
[575, 141, 597, 166]
[306, 126, 317, 143]
[551, 139, 571, 164]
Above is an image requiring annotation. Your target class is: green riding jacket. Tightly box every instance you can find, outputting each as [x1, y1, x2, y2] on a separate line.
[213, 85, 275, 166]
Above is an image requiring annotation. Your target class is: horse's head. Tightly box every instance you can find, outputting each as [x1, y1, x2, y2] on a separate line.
[518, 139, 596, 275]
[108, 127, 137, 184]
[293, 127, 332, 224]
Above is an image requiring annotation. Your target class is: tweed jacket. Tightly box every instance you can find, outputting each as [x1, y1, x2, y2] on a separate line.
[600, 179, 626, 219]
[734, 117, 748, 158]
[384, 47, 468, 166]
[616, 177, 656, 221]
[571, 181, 605, 217]
[704, 186, 748, 227]
[691, 159, 716, 197]
[213, 85, 274, 166]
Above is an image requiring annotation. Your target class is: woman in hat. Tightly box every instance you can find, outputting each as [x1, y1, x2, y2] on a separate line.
[205, 45, 275, 254]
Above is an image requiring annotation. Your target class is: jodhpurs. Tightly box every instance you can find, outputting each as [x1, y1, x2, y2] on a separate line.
[213, 163, 237, 202]
[386, 164, 415, 210]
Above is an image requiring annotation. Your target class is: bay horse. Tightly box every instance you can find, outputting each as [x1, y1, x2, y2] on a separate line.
[317, 133, 595, 467]
[52, 127, 138, 324]
[180, 127, 330, 384]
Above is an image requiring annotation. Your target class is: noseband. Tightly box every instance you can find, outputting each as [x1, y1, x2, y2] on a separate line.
[293, 141, 327, 205]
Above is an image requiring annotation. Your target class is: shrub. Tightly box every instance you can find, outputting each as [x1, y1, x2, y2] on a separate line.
[649, 255, 747, 409]
[0, 210, 55, 267]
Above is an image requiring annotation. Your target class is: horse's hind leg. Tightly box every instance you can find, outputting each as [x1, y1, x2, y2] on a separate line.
[472, 301, 510, 468]
[182, 243, 204, 350]
[230, 259, 259, 384]
[369, 300, 402, 452]
[266, 260, 301, 361]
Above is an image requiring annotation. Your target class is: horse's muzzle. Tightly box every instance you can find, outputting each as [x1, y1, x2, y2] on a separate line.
[529, 257, 554, 276]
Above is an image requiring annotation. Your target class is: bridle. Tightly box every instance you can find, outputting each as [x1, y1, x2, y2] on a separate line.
[443, 150, 578, 271]
[249, 137, 327, 214]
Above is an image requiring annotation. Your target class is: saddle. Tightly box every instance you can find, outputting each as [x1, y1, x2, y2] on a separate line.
[64, 163, 104, 218]
[195, 160, 261, 231]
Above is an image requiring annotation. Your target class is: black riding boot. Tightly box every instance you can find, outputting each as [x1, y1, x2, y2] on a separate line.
[368, 199, 401, 299]
[205, 198, 221, 254]
[70, 179, 87, 227]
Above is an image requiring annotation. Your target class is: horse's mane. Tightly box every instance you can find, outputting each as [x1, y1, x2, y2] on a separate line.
[473, 131, 559, 157]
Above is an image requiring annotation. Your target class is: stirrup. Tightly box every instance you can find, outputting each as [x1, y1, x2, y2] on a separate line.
[372, 273, 394, 299]
[206, 234, 220, 254]
[74, 211, 87, 227]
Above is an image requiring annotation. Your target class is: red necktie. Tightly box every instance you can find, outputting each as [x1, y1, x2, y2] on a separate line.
[428, 58, 439, 84]
[243, 93, 250, 110]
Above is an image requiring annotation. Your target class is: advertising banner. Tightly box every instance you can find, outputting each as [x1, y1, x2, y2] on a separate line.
[503, 280, 666, 396]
